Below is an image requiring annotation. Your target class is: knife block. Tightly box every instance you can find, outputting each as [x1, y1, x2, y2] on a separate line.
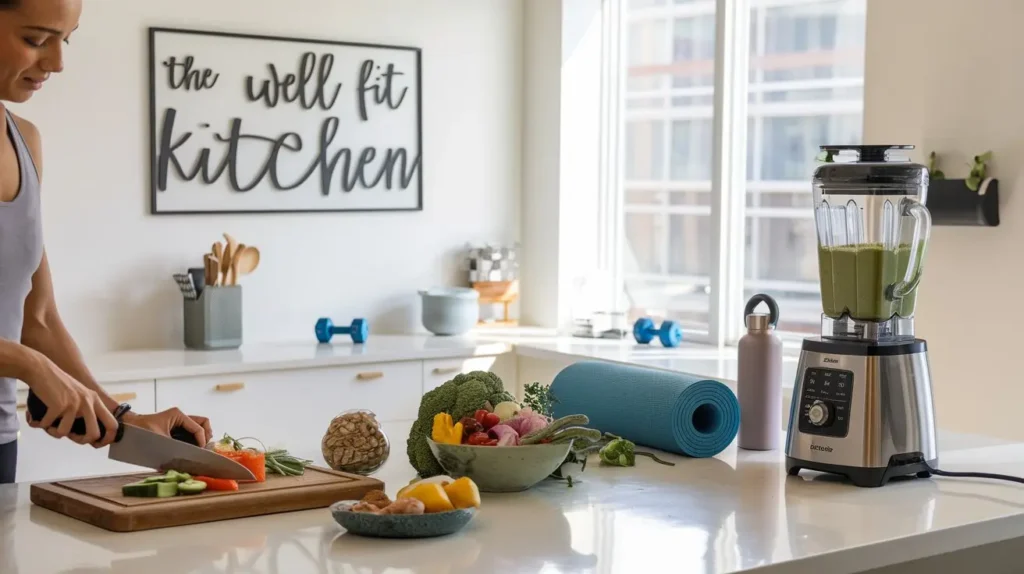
[184, 285, 242, 350]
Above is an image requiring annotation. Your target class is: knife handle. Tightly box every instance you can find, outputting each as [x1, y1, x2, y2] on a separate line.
[26, 390, 199, 446]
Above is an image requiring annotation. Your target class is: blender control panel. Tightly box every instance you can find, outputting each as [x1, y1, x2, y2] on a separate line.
[797, 368, 853, 437]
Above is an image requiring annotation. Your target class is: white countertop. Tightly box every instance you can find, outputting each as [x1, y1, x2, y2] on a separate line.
[4, 430, 1022, 574]
[44, 331, 799, 387]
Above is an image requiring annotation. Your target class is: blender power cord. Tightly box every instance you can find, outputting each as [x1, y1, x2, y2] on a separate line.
[926, 465, 1024, 485]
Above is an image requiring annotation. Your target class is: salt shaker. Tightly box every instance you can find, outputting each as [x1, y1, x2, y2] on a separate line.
[737, 293, 783, 451]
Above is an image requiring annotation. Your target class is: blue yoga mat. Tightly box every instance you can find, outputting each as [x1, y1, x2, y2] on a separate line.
[549, 361, 739, 458]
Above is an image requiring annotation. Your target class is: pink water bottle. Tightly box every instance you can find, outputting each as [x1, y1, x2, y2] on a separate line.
[737, 294, 783, 451]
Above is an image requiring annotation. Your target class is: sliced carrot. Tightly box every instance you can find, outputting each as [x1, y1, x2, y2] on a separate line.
[218, 450, 266, 482]
[193, 476, 239, 491]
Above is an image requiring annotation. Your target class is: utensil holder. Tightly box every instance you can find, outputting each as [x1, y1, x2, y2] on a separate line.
[184, 286, 242, 350]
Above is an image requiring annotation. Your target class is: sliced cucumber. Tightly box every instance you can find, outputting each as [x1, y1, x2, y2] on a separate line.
[142, 470, 192, 483]
[177, 479, 207, 495]
[122, 480, 179, 498]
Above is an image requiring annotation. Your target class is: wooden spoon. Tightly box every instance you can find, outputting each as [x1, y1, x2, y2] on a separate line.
[235, 245, 260, 277]
[211, 242, 225, 285]
[222, 233, 238, 285]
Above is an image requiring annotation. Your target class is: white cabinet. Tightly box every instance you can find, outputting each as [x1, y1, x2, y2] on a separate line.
[15, 380, 157, 483]
[155, 361, 423, 460]
[422, 354, 518, 394]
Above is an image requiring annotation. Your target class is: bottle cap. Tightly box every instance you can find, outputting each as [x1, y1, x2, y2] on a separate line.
[746, 313, 772, 332]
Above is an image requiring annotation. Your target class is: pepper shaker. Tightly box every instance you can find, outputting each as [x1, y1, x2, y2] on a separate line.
[737, 293, 783, 451]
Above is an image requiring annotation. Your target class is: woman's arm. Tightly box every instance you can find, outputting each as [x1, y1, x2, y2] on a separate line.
[0, 337, 44, 381]
[20, 251, 120, 412]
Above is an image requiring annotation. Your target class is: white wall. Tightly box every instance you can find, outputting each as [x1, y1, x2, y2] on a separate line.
[864, 0, 1024, 439]
[10, 0, 523, 354]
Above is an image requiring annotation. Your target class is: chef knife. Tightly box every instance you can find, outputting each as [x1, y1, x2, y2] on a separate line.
[26, 391, 256, 481]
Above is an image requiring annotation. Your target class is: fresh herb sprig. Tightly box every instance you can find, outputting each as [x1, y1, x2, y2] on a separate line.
[523, 382, 559, 418]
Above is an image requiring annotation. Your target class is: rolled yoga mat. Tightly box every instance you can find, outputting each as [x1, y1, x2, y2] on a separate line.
[549, 361, 740, 458]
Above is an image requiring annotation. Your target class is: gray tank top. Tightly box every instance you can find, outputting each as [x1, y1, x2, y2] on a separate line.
[0, 109, 44, 445]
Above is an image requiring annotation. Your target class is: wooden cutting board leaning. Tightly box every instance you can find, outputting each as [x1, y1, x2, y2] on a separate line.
[31, 467, 383, 532]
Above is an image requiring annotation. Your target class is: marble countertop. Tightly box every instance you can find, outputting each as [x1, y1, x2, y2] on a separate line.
[3, 431, 1021, 574]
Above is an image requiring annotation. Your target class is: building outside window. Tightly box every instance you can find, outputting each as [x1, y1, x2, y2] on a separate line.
[617, 0, 867, 341]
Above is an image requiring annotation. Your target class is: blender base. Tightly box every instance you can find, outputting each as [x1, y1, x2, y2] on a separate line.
[784, 336, 938, 488]
[786, 454, 937, 488]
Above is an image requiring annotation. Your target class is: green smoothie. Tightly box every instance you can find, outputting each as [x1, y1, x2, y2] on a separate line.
[817, 243, 925, 321]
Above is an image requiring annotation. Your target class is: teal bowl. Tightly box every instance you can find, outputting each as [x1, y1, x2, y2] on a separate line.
[329, 500, 477, 539]
[426, 438, 572, 493]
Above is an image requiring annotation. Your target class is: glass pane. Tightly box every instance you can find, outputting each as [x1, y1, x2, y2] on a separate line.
[623, 0, 716, 331]
[625, 213, 664, 275]
[670, 119, 713, 180]
[625, 121, 665, 180]
[743, 0, 866, 336]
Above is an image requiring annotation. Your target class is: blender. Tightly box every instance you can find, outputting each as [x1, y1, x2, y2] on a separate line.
[785, 145, 938, 488]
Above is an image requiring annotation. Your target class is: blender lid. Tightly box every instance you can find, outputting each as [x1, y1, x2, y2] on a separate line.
[814, 144, 929, 194]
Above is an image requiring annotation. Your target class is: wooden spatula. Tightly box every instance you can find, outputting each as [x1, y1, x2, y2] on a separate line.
[222, 233, 238, 286]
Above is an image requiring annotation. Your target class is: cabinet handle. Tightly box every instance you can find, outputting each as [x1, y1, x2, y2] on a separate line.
[111, 392, 138, 402]
[356, 371, 384, 381]
[215, 382, 246, 392]
[16, 402, 26, 412]
[432, 367, 460, 375]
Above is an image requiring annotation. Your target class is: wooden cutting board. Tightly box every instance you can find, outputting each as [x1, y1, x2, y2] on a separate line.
[30, 466, 384, 532]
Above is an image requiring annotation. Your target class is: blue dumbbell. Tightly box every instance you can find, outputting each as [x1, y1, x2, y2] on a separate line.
[315, 318, 369, 344]
[633, 317, 682, 347]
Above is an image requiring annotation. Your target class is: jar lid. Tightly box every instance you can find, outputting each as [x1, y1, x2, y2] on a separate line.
[813, 145, 929, 194]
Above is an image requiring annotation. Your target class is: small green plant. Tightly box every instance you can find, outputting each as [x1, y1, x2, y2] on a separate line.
[928, 151, 945, 180]
[522, 382, 559, 418]
[966, 151, 993, 192]
[815, 149, 836, 163]
[927, 150, 992, 191]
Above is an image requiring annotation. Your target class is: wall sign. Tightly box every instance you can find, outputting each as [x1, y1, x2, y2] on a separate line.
[148, 27, 422, 214]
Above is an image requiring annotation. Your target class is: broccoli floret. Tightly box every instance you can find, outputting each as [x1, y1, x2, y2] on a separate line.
[406, 370, 516, 477]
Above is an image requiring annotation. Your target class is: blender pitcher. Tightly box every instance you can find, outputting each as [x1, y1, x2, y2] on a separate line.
[812, 145, 932, 338]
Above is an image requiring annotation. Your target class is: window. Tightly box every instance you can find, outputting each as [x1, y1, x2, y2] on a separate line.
[612, 0, 867, 343]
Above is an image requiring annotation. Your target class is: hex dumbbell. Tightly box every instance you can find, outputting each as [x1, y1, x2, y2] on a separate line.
[632, 317, 683, 348]
[315, 318, 369, 344]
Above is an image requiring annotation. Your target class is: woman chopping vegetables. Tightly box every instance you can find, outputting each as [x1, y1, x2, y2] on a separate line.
[0, 0, 213, 484]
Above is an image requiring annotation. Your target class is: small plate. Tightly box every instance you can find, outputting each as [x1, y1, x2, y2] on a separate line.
[329, 500, 477, 539]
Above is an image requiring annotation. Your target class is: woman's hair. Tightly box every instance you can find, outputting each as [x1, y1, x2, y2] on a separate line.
[0, 0, 16, 9]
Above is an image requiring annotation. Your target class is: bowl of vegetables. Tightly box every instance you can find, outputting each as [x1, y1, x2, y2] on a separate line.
[407, 371, 602, 492]
[425, 407, 599, 492]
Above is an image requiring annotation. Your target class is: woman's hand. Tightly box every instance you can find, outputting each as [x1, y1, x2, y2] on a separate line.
[122, 409, 213, 447]
[22, 356, 119, 448]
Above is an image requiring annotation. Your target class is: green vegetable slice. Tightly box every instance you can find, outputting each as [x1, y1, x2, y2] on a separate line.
[122, 480, 179, 498]
[177, 480, 208, 494]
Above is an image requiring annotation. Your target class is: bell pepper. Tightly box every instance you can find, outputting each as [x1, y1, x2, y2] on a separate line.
[443, 477, 481, 509]
[193, 476, 240, 491]
[401, 482, 455, 513]
[217, 449, 266, 482]
[431, 413, 464, 445]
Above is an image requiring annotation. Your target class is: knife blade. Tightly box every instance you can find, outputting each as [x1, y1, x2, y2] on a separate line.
[26, 391, 256, 481]
[109, 424, 256, 480]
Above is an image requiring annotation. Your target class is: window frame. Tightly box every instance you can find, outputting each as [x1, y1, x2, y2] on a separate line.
[601, 0, 865, 347]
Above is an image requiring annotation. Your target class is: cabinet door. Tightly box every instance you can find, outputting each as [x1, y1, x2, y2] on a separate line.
[422, 354, 517, 394]
[155, 361, 422, 464]
[15, 381, 157, 483]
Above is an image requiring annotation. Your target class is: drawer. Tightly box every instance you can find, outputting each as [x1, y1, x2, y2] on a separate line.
[155, 361, 422, 456]
[423, 357, 487, 392]
[15, 380, 157, 483]
[422, 355, 515, 394]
